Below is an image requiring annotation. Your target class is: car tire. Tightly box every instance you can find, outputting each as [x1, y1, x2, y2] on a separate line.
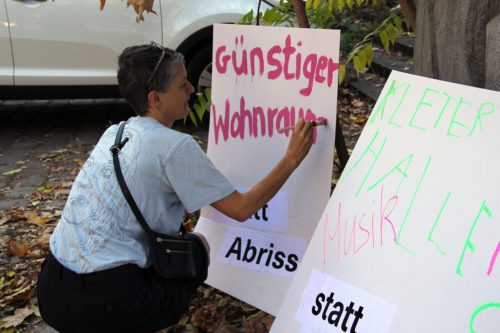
[186, 44, 212, 127]
[186, 44, 212, 94]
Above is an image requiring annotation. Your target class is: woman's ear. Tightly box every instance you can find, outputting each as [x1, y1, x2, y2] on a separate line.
[147, 90, 161, 109]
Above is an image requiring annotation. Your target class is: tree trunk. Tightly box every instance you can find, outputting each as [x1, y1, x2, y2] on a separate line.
[413, 0, 500, 91]
[290, 0, 310, 28]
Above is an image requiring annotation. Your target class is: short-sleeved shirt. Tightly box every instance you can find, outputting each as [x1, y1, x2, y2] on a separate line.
[50, 116, 234, 273]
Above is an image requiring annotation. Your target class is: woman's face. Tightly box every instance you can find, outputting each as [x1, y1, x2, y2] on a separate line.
[158, 65, 195, 125]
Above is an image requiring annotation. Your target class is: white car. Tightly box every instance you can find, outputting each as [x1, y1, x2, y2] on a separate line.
[0, 0, 275, 98]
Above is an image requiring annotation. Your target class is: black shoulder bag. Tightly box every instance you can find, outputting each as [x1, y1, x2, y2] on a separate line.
[110, 121, 196, 279]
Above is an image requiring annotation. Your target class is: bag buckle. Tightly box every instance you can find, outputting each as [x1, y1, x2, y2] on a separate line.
[110, 138, 129, 155]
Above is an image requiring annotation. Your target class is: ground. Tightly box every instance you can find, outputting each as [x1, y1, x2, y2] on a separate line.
[0, 88, 374, 333]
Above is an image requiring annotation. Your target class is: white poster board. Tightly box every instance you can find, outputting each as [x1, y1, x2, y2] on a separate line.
[272, 71, 500, 332]
[195, 24, 340, 315]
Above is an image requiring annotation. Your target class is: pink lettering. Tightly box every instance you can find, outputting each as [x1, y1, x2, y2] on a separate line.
[355, 214, 370, 254]
[252, 106, 266, 137]
[300, 53, 318, 96]
[267, 107, 279, 137]
[323, 206, 342, 265]
[380, 186, 398, 246]
[322, 187, 398, 264]
[315, 55, 328, 83]
[250, 47, 264, 77]
[214, 34, 339, 95]
[212, 103, 230, 145]
[276, 107, 291, 137]
[344, 215, 356, 256]
[211, 97, 321, 144]
[215, 46, 230, 74]
[487, 241, 499, 276]
[283, 35, 296, 80]
[267, 45, 282, 80]
[327, 58, 340, 88]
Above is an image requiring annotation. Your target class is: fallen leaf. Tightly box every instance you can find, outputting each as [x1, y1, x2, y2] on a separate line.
[350, 99, 365, 107]
[0, 216, 9, 225]
[0, 306, 34, 328]
[0, 284, 31, 307]
[59, 181, 74, 189]
[2, 168, 23, 176]
[37, 185, 54, 194]
[7, 210, 26, 222]
[34, 235, 51, 250]
[8, 241, 30, 256]
[50, 148, 68, 154]
[25, 211, 52, 227]
[33, 305, 41, 317]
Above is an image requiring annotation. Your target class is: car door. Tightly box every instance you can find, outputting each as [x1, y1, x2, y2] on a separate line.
[0, 0, 14, 85]
[5, 0, 162, 86]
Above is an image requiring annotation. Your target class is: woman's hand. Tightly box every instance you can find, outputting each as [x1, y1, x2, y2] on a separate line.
[285, 119, 314, 169]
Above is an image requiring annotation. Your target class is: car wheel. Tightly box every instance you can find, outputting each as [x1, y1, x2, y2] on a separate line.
[186, 44, 212, 127]
[186, 44, 212, 94]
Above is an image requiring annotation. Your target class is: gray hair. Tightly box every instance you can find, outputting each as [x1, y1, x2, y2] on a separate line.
[117, 43, 185, 116]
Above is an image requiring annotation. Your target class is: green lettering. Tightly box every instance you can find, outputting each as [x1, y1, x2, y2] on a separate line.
[469, 302, 500, 333]
[469, 102, 496, 138]
[397, 156, 432, 255]
[447, 97, 471, 138]
[368, 80, 409, 125]
[428, 192, 451, 255]
[367, 153, 413, 194]
[433, 92, 455, 128]
[344, 131, 388, 197]
[387, 83, 411, 128]
[456, 200, 492, 276]
[408, 88, 440, 132]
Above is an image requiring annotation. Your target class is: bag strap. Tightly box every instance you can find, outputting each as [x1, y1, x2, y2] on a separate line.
[110, 121, 154, 235]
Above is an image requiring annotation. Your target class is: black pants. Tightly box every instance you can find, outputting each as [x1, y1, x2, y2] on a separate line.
[37, 239, 208, 333]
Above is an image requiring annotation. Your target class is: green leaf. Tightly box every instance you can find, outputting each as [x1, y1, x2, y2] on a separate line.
[337, 0, 345, 11]
[238, 9, 253, 25]
[204, 87, 212, 105]
[194, 103, 205, 121]
[393, 15, 403, 32]
[358, 49, 367, 70]
[353, 55, 362, 75]
[386, 23, 397, 44]
[188, 111, 198, 127]
[379, 31, 390, 51]
[328, 0, 335, 11]
[306, 0, 314, 10]
[197, 92, 207, 107]
[364, 43, 373, 66]
[339, 64, 346, 84]
[356, 0, 363, 6]
[313, 0, 322, 10]
[346, 0, 353, 9]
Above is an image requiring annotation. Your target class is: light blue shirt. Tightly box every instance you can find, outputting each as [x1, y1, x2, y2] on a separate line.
[50, 116, 234, 273]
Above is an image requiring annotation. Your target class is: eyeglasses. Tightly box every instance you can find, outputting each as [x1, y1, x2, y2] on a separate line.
[146, 42, 173, 90]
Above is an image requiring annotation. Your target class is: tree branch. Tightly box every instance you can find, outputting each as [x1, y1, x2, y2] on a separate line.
[290, 0, 310, 28]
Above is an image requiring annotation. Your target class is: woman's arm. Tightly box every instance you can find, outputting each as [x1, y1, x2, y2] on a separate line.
[211, 119, 314, 222]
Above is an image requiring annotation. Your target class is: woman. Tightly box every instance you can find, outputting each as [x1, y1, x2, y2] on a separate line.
[37, 42, 314, 332]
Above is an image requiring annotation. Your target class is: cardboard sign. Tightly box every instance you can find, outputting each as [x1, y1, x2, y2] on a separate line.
[195, 24, 340, 315]
[272, 71, 500, 332]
